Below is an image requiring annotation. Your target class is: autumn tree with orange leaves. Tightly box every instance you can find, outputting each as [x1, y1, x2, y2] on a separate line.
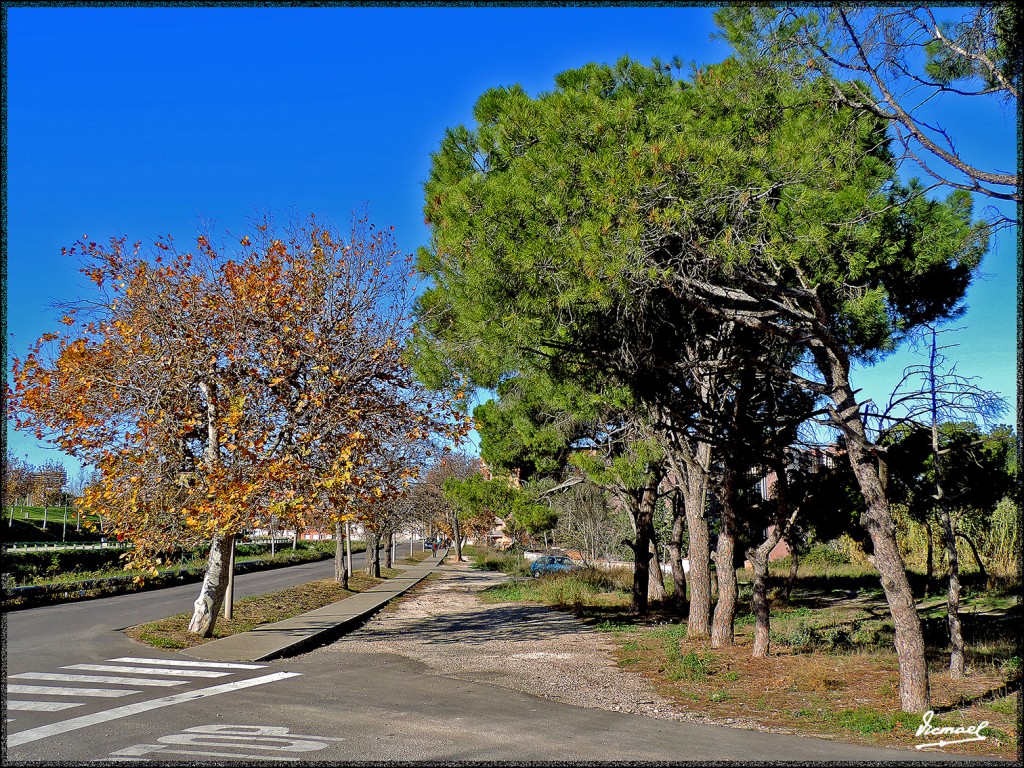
[8, 213, 469, 636]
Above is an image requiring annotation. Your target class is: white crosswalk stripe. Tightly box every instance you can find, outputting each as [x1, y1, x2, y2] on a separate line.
[7, 655, 274, 733]
[107, 657, 266, 670]
[62, 664, 229, 678]
[7, 701, 85, 711]
[12, 673, 188, 687]
[8, 685, 141, 698]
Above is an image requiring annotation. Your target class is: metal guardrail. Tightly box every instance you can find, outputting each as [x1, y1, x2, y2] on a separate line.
[241, 536, 294, 546]
[3, 541, 133, 552]
[6, 574, 142, 600]
[3, 535, 299, 553]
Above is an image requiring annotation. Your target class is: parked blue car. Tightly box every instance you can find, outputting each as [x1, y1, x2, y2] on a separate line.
[530, 555, 578, 578]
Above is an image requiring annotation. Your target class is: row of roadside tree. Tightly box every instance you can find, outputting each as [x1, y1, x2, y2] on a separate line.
[405, 6, 1019, 716]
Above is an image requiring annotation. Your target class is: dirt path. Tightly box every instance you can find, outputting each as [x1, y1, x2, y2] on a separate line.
[314, 558, 687, 719]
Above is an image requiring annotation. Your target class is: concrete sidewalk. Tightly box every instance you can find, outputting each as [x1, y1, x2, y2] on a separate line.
[184, 550, 448, 663]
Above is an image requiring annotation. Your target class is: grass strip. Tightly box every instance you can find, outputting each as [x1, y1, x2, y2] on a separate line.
[125, 567, 404, 650]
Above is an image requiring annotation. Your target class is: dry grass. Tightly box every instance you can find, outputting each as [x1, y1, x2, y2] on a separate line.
[124, 571, 393, 650]
[479, 564, 1019, 760]
[616, 630, 1018, 759]
[397, 551, 432, 565]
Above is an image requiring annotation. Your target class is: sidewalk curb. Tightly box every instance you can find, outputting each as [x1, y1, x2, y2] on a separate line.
[183, 551, 449, 663]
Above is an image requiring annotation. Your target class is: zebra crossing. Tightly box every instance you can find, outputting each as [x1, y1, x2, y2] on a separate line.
[6, 656, 269, 719]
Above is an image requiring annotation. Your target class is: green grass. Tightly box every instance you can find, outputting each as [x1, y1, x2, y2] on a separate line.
[985, 695, 1017, 716]
[479, 580, 537, 603]
[397, 550, 431, 565]
[792, 707, 920, 734]
[478, 573, 606, 606]
[2, 514, 105, 545]
[134, 632, 190, 650]
[3, 505, 102, 524]
[646, 622, 688, 640]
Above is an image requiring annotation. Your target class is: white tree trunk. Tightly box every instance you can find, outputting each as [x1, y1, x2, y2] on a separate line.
[188, 533, 235, 637]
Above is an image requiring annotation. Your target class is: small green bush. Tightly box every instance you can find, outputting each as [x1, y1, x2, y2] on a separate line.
[802, 543, 851, 568]
[666, 649, 718, 682]
[471, 548, 530, 576]
[816, 624, 852, 650]
[1002, 655, 1022, 680]
[771, 619, 815, 651]
[535, 572, 602, 606]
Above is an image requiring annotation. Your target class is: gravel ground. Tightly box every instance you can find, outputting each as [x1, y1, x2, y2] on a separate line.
[314, 558, 691, 722]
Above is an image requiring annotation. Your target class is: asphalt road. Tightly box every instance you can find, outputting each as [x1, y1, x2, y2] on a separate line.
[7, 650, 979, 763]
[4, 547, 380, 671]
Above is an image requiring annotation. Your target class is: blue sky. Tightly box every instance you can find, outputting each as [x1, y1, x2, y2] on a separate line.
[5, 5, 1018, 476]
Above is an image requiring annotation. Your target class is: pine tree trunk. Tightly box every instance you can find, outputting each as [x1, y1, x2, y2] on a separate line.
[711, 469, 737, 648]
[683, 443, 713, 638]
[956, 531, 988, 585]
[188, 533, 235, 637]
[939, 508, 965, 677]
[749, 458, 798, 657]
[453, 514, 463, 561]
[626, 483, 657, 615]
[785, 538, 799, 602]
[667, 510, 688, 616]
[630, 517, 651, 615]
[815, 344, 930, 712]
[929, 330, 964, 678]
[647, 520, 667, 603]
[924, 519, 934, 595]
[750, 551, 772, 657]
[749, 517, 796, 656]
